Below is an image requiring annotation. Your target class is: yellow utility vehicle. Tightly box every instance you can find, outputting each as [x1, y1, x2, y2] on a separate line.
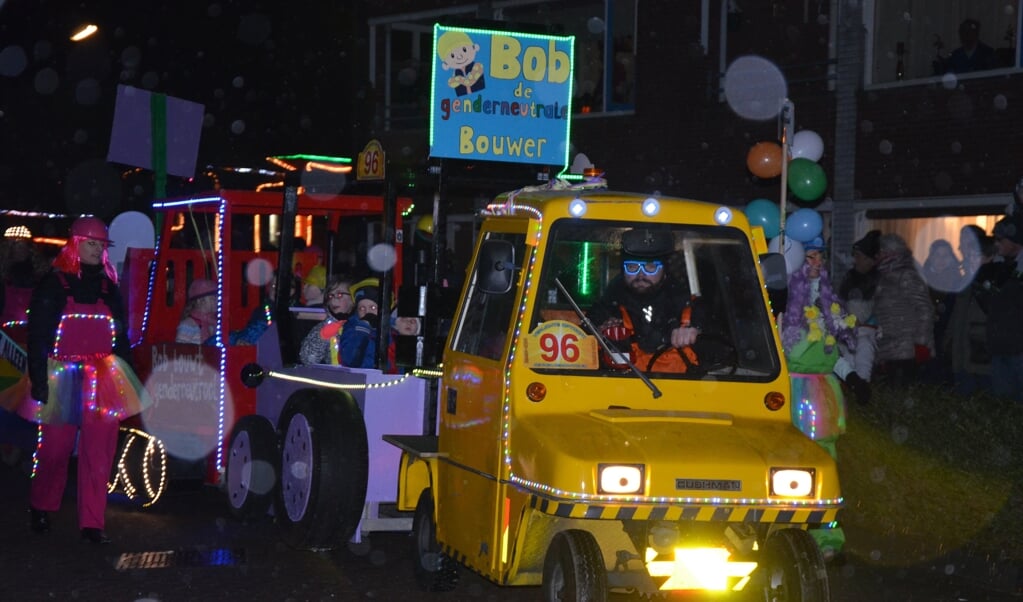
[386, 183, 841, 600]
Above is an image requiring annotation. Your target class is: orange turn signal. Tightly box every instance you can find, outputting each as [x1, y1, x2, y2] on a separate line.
[764, 391, 786, 411]
[526, 382, 547, 402]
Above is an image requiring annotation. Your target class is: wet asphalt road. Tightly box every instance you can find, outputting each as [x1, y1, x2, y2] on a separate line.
[0, 449, 1019, 602]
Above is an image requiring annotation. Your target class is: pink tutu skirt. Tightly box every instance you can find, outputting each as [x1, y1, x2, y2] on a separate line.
[3, 354, 151, 425]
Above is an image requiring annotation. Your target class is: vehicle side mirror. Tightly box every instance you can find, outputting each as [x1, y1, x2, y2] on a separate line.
[478, 239, 516, 294]
[759, 253, 788, 291]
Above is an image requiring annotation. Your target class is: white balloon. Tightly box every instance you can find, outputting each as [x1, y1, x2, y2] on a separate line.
[790, 130, 824, 162]
[768, 235, 806, 275]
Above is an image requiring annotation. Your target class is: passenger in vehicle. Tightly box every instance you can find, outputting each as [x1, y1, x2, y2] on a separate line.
[299, 276, 354, 364]
[338, 277, 418, 371]
[175, 279, 217, 344]
[586, 228, 703, 373]
[300, 265, 327, 307]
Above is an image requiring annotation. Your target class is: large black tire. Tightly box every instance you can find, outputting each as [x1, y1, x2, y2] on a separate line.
[412, 488, 459, 592]
[225, 414, 278, 520]
[274, 390, 368, 550]
[753, 529, 830, 602]
[542, 530, 608, 602]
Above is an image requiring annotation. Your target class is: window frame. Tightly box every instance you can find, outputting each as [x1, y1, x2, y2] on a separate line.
[863, 0, 1023, 88]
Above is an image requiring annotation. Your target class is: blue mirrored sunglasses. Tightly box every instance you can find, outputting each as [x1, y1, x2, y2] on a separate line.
[622, 260, 664, 276]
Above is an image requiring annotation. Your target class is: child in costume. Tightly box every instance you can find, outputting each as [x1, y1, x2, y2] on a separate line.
[16, 217, 150, 543]
[778, 237, 857, 559]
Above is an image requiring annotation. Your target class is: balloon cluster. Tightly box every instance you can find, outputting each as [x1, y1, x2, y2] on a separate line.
[745, 130, 827, 205]
[745, 199, 825, 274]
[743, 130, 828, 275]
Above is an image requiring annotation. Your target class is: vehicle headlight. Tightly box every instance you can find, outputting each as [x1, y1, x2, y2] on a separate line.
[598, 464, 645, 495]
[770, 468, 815, 497]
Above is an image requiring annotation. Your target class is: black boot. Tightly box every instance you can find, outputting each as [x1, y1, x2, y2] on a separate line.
[845, 372, 871, 405]
[81, 528, 111, 544]
[30, 508, 50, 534]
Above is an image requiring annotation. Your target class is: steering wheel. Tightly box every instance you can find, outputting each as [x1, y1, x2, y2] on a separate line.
[694, 332, 739, 375]
[645, 333, 738, 376]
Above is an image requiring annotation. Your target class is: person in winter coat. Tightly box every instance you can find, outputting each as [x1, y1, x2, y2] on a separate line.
[873, 233, 935, 387]
[299, 276, 353, 364]
[975, 216, 1023, 401]
[17, 217, 150, 544]
[943, 227, 995, 396]
[837, 230, 881, 403]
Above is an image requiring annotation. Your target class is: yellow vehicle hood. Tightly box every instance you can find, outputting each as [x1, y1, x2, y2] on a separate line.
[509, 409, 840, 504]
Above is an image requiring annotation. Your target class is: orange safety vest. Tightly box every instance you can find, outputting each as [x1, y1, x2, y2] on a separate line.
[619, 304, 698, 373]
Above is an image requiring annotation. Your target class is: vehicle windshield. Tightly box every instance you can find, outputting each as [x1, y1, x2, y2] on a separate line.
[526, 219, 781, 381]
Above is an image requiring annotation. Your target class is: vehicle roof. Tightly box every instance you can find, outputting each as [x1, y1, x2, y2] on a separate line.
[485, 187, 748, 229]
[152, 189, 413, 216]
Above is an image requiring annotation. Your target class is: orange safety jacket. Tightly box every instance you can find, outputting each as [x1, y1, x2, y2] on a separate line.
[619, 304, 698, 373]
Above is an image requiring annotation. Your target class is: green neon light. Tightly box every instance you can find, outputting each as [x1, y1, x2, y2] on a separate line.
[578, 242, 593, 296]
[271, 154, 353, 164]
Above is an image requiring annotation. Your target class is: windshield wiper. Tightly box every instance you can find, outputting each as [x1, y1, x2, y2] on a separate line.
[553, 277, 662, 399]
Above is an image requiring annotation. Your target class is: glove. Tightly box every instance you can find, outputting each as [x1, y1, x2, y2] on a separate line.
[31, 383, 48, 405]
[914, 344, 931, 364]
[362, 313, 380, 330]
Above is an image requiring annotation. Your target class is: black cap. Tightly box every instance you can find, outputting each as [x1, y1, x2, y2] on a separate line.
[622, 228, 674, 258]
[852, 230, 882, 258]
[994, 215, 1023, 245]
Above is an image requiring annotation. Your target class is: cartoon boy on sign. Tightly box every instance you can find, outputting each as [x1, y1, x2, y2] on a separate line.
[438, 30, 486, 96]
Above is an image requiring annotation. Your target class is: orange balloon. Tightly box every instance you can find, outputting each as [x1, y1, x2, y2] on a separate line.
[746, 141, 783, 179]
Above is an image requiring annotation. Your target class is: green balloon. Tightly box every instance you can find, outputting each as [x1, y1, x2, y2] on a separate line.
[787, 158, 827, 202]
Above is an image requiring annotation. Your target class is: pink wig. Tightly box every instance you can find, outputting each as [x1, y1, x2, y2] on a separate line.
[52, 236, 119, 284]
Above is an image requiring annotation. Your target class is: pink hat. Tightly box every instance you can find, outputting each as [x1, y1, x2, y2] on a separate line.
[71, 216, 113, 244]
[187, 279, 217, 302]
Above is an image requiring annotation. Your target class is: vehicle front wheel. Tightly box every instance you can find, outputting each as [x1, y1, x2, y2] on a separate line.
[275, 390, 368, 550]
[412, 488, 459, 592]
[224, 414, 278, 520]
[754, 528, 830, 602]
[541, 529, 607, 602]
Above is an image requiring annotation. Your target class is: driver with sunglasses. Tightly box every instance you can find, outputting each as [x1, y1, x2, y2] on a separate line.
[587, 228, 704, 373]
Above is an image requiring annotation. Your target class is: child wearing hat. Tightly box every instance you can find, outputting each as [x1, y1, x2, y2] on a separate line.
[339, 278, 383, 369]
[176, 278, 217, 344]
[337, 277, 418, 371]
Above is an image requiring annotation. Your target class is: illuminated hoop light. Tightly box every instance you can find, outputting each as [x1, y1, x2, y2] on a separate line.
[108, 427, 168, 508]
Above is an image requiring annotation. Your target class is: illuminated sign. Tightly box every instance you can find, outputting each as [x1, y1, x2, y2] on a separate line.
[429, 24, 574, 167]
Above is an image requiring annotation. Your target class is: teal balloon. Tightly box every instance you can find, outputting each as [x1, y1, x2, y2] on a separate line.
[787, 158, 827, 202]
[787, 208, 823, 243]
[744, 198, 781, 239]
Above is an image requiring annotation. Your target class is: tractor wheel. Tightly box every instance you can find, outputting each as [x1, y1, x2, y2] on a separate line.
[274, 391, 368, 550]
[225, 414, 278, 520]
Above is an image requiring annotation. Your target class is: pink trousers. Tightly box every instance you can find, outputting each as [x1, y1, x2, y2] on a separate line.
[29, 413, 119, 530]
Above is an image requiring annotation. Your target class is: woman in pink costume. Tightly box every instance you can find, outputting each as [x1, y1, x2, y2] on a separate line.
[17, 217, 150, 543]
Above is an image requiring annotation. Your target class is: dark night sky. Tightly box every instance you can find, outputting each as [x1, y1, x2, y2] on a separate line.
[0, 1, 374, 218]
